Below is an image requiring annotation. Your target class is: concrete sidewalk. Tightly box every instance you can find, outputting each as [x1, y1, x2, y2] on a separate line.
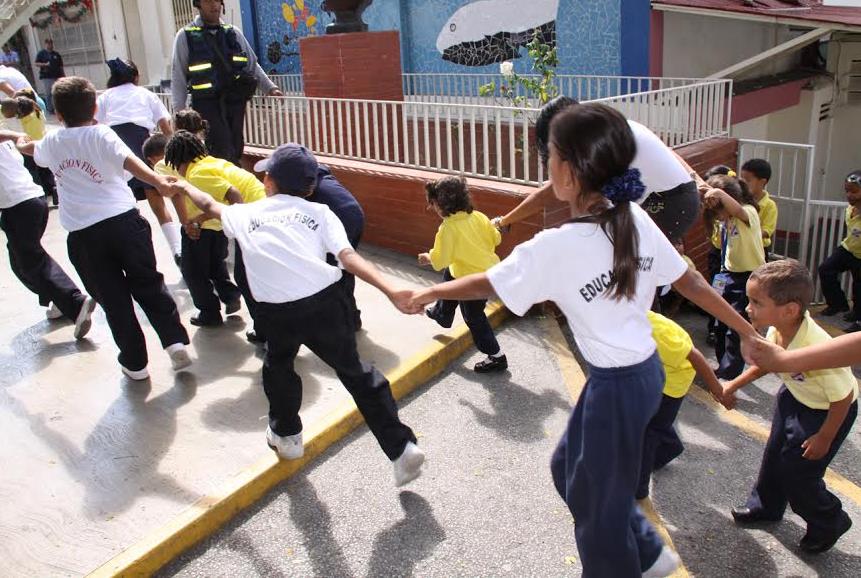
[0, 206, 475, 577]
[160, 313, 861, 578]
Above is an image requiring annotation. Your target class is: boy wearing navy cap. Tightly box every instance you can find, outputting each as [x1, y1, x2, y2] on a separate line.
[171, 143, 424, 486]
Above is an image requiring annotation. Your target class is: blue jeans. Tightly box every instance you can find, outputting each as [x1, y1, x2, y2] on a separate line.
[550, 353, 666, 577]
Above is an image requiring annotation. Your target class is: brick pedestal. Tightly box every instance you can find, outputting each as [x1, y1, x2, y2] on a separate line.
[299, 31, 403, 101]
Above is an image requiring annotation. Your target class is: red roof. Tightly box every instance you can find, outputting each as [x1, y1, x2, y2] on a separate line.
[652, 0, 861, 29]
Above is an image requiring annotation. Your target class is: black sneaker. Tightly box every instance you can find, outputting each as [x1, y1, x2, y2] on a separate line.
[246, 329, 266, 344]
[474, 354, 508, 373]
[730, 506, 782, 525]
[845, 322, 861, 333]
[821, 304, 849, 316]
[800, 511, 852, 554]
[224, 298, 242, 315]
[425, 307, 453, 329]
[190, 313, 223, 327]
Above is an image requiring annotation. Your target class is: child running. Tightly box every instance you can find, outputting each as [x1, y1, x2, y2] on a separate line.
[740, 158, 778, 261]
[0, 129, 93, 335]
[164, 130, 264, 326]
[703, 174, 765, 379]
[406, 103, 755, 577]
[96, 58, 181, 263]
[20, 76, 190, 380]
[638, 311, 724, 499]
[818, 170, 861, 332]
[723, 259, 857, 554]
[171, 143, 425, 486]
[1, 89, 57, 205]
[419, 176, 506, 372]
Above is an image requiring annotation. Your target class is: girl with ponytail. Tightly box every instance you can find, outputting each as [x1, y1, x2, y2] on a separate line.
[406, 103, 756, 577]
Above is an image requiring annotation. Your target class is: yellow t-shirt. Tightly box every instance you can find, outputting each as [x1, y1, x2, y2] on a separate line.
[647, 311, 696, 399]
[19, 111, 45, 140]
[841, 205, 861, 259]
[710, 223, 722, 250]
[725, 204, 765, 273]
[429, 210, 501, 278]
[757, 191, 778, 249]
[766, 312, 858, 410]
[153, 158, 223, 230]
[183, 156, 267, 232]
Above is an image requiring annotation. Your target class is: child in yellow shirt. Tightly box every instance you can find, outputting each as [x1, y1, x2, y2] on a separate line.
[1, 90, 56, 205]
[723, 259, 857, 554]
[740, 158, 778, 261]
[818, 170, 861, 331]
[164, 130, 265, 326]
[419, 176, 506, 372]
[638, 311, 724, 499]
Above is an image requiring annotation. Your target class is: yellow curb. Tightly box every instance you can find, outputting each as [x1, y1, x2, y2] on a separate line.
[87, 302, 509, 578]
[542, 317, 690, 578]
[687, 386, 861, 507]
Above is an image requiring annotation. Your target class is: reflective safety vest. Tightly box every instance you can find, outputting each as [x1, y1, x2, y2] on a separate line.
[184, 24, 250, 99]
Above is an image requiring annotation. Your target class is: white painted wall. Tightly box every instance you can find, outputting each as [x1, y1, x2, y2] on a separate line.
[662, 12, 801, 80]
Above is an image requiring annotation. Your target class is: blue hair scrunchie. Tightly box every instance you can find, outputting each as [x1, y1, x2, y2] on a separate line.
[601, 168, 646, 203]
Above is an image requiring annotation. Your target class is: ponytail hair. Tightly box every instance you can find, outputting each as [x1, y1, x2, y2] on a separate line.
[550, 103, 643, 301]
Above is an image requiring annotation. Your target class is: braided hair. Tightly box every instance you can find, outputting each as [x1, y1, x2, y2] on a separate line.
[164, 130, 208, 171]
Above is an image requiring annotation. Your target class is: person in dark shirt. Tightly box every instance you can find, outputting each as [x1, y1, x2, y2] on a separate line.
[34, 39, 64, 115]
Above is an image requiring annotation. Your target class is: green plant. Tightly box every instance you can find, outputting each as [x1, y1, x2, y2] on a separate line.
[478, 31, 559, 107]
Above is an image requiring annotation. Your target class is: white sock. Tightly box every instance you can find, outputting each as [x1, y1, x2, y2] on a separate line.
[490, 352, 505, 358]
[161, 222, 182, 255]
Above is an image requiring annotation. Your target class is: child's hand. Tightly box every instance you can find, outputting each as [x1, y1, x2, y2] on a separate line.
[802, 432, 832, 460]
[417, 252, 431, 266]
[389, 289, 417, 314]
[702, 188, 725, 209]
[491, 216, 511, 234]
[407, 288, 436, 313]
[720, 385, 737, 410]
[183, 220, 202, 240]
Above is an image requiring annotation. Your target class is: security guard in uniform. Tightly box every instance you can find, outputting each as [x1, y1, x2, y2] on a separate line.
[171, 0, 283, 165]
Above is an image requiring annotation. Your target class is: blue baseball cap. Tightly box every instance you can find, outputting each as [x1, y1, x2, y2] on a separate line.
[254, 143, 319, 195]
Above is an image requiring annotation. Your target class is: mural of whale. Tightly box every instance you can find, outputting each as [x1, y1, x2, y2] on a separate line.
[436, 0, 559, 67]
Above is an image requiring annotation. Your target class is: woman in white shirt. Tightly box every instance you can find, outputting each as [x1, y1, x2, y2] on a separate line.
[96, 58, 181, 262]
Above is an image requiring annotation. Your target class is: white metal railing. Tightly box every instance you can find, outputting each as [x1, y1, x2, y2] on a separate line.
[738, 139, 853, 302]
[401, 73, 708, 104]
[241, 95, 542, 184]
[152, 77, 730, 186]
[594, 79, 733, 148]
[271, 74, 304, 95]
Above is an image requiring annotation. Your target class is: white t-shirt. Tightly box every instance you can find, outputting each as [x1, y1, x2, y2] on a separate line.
[487, 203, 689, 368]
[0, 64, 34, 92]
[33, 124, 137, 232]
[629, 120, 692, 201]
[220, 194, 352, 304]
[0, 140, 43, 209]
[95, 83, 171, 132]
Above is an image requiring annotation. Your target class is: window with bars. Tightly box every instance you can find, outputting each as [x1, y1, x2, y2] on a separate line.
[172, 0, 195, 32]
[33, 10, 102, 69]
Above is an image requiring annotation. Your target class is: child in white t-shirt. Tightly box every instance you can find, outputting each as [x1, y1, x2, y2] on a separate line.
[20, 76, 191, 380]
[407, 103, 756, 577]
[96, 58, 181, 263]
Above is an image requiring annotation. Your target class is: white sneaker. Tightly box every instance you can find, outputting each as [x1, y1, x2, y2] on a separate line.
[643, 546, 681, 578]
[165, 343, 192, 371]
[266, 426, 304, 460]
[393, 441, 425, 487]
[45, 302, 63, 320]
[121, 365, 150, 381]
[73, 297, 96, 339]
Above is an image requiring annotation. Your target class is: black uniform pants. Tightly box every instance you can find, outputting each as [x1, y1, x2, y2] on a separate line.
[428, 268, 500, 355]
[714, 271, 751, 379]
[819, 245, 861, 318]
[746, 386, 857, 538]
[0, 196, 84, 320]
[637, 393, 685, 499]
[67, 209, 188, 371]
[257, 283, 416, 461]
[181, 228, 241, 318]
[193, 96, 247, 166]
